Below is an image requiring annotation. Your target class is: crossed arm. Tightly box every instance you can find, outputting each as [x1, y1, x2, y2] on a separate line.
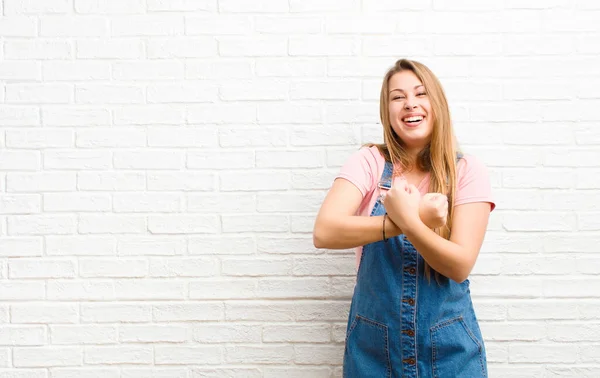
[313, 178, 491, 283]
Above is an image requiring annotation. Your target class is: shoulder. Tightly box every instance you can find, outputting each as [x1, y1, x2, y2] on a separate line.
[344, 145, 386, 171]
[336, 145, 387, 196]
[457, 153, 490, 182]
[454, 152, 495, 211]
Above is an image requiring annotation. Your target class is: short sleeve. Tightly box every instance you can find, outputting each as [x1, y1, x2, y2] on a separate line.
[454, 154, 496, 212]
[335, 146, 379, 198]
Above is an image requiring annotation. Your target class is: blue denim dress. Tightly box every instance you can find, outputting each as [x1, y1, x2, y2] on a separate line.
[343, 160, 488, 378]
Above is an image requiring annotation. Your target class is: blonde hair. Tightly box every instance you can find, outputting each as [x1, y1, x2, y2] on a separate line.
[368, 58, 460, 282]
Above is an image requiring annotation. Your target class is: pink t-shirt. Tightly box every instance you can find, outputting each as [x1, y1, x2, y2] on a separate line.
[335, 146, 496, 269]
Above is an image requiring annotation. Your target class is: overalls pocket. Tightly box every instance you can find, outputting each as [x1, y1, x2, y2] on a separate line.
[343, 315, 391, 378]
[430, 315, 487, 378]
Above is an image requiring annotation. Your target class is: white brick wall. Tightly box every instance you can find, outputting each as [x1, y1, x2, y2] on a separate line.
[0, 1, 598, 377]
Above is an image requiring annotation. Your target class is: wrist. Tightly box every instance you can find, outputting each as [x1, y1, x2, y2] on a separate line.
[403, 217, 426, 237]
[384, 214, 402, 239]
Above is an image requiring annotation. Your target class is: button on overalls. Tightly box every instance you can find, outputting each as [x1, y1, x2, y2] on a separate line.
[343, 159, 488, 378]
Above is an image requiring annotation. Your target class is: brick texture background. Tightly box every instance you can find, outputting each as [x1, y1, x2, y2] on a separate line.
[1, 0, 599, 377]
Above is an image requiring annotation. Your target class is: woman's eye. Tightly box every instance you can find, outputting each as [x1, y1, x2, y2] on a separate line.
[417, 92, 427, 96]
[392, 96, 405, 100]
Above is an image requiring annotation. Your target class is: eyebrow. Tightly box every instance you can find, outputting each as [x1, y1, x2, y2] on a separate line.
[389, 85, 424, 93]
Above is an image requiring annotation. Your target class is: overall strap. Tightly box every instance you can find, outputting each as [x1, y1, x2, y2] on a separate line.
[379, 152, 463, 189]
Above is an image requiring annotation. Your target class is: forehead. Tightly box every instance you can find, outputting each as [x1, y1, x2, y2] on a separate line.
[389, 70, 423, 90]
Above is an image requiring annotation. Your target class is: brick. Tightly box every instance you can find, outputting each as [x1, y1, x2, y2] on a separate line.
[78, 215, 146, 234]
[256, 16, 321, 34]
[220, 80, 288, 101]
[81, 304, 151, 323]
[263, 324, 330, 343]
[79, 259, 147, 278]
[76, 128, 146, 148]
[118, 325, 187, 343]
[148, 215, 219, 234]
[155, 346, 222, 365]
[219, 0, 288, 13]
[187, 104, 256, 124]
[153, 303, 224, 322]
[6, 84, 73, 104]
[46, 236, 115, 256]
[44, 150, 111, 170]
[75, 85, 145, 104]
[186, 60, 252, 79]
[148, 0, 216, 11]
[0, 238, 42, 257]
[147, 37, 217, 58]
[257, 150, 324, 168]
[112, 61, 184, 81]
[51, 326, 117, 345]
[8, 215, 76, 236]
[218, 37, 287, 57]
[75, 0, 145, 14]
[147, 82, 217, 103]
[42, 107, 110, 126]
[188, 237, 256, 255]
[4, 40, 72, 60]
[149, 257, 219, 277]
[113, 193, 181, 213]
[13, 347, 83, 367]
[6, 129, 73, 149]
[77, 172, 145, 191]
[257, 102, 321, 124]
[509, 343, 577, 363]
[0, 61, 41, 81]
[118, 237, 186, 256]
[290, 36, 356, 56]
[188, 151, 253, 170]
[0, 326, 46, 346]
[0, 194, 41, 215]
[120, 369, 186, 378]
[84, 346, 153, 364]
[4, 0, 70, 14]
[264, 368, 330, 378]
[113, 150, 184, 169]
[47, 281, 115, 301]
[11, 304, 78, 324]
[222, 258, 293, 277]
[225, 345, 293, 364]
[43, 193, 111, 212]
[222, 215, 289, 233]
[0, 16, 38, 37]
[0, 282, 45, 300]
[149, 172, 215, 192]
[255, 58, 326, 77]
[43, 61, 110, 81]
[192, 324, 261, 343]
[9, 259, 76, 279]
[186, 15, 252, 35]
[40, 16, 108, 37]
[111, 15, 184, 36]
[0, 107, 40, 126]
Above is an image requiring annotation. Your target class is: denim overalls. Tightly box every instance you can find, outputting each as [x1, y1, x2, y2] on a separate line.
[343, 160, 488, 378]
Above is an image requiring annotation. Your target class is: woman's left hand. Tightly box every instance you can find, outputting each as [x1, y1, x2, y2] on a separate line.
[383, 177, 422, 232]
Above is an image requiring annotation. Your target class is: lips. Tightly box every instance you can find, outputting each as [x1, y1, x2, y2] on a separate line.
[402, 115, 425, 127]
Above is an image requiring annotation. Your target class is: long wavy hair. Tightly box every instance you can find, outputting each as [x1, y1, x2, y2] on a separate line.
[367, 58, 460, 282]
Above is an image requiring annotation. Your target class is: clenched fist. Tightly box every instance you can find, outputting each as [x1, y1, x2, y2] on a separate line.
[419, 193, 448, 229]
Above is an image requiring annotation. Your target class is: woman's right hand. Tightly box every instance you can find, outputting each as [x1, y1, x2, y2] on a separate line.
[419, 193, 448, 229]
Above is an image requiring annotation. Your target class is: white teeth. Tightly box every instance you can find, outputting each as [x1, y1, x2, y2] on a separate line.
[403, 116, 423, 122]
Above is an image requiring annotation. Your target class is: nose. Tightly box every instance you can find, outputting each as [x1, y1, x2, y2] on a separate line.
[404, 99, 417, 110]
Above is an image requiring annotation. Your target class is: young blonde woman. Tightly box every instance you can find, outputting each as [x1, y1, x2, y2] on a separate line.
[313, 59, 495, 377]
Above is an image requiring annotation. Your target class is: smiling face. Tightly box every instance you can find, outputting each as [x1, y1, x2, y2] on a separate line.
[388, 70, 434, 151]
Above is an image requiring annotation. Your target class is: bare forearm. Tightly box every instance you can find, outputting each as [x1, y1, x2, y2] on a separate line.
[313, 214, 402, 250]
[403, 220, 473, 283]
